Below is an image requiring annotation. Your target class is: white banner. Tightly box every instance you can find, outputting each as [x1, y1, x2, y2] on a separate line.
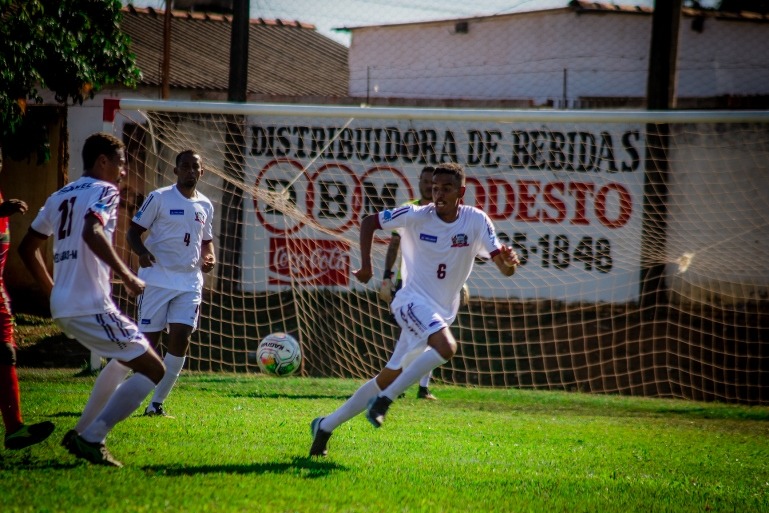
[241, 116, 645, 301]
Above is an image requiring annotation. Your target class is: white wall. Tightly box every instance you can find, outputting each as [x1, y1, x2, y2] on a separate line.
[62, 87, 195, 180]
[349, 11, 769, 105]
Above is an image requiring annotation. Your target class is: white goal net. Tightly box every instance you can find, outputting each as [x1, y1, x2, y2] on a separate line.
[106, 99, 769, 404]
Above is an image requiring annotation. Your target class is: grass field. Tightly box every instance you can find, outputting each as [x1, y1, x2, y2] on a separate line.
[2, 369, 768, 513]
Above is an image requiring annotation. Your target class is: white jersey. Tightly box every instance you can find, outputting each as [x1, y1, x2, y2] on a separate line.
[132, 184, 214, 292]
[29, 177, 121, 319]
[379, 203, 502, 322]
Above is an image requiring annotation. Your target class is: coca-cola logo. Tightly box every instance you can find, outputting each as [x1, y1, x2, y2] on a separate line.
[269, 238, 350, 286]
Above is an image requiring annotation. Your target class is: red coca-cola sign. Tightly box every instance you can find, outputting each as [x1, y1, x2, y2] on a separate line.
[269, 238, 350, 286]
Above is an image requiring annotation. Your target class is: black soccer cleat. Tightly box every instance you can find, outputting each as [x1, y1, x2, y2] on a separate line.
[61, 428, 78, 455]
[309, 417, 332, 457]
[144, 402, 174, 418]
[70, 434, 123, 467]
[366, 395, 393, 428]
[416, 386, 437, 400]
[4, 421, 55, 450]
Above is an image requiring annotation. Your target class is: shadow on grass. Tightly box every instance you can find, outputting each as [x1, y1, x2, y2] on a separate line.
[49, 411, 82, 418]
[445, 398, 769, 422]
[142, 456, 346, 479]
[0, 453, 81, 471]
[229, 392, 352, 400]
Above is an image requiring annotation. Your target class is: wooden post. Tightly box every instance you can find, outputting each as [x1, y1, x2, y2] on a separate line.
[640, 0, 682, 311]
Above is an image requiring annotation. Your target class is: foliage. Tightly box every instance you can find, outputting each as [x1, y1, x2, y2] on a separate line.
[0, 0, 141, 159]
[2, 370, 768, 512]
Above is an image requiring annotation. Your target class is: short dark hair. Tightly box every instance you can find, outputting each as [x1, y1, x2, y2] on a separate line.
[419, 165, 435, 178]
[432, 162, 465, 186]
[176, 149, 200, 167]
[82, 133, 124, 171]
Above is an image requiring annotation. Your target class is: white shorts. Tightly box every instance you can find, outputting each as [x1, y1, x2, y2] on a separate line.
[386, 297, 447, 370]
[137, 286, 201, 332]
[56, 311, 150, 362]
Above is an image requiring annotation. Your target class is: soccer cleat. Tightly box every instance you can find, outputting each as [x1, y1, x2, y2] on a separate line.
[70, 435, 123, 467]
[4, 421, 55, 450]
[366, 395, 393, 428]
[416, 386, 437, 401]
[61, 429, 78, 454]
[144, 402, 173, 418]
[309, 417, 332, 457]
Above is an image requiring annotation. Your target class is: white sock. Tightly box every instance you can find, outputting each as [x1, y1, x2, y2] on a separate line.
[382, 348, 447, 401]
[419, 371, 432, 388]
[149, 353, 186, 407]
[75, 359, 131, 433]
[81, 373, 155, 444]
[321, 378, 381, 432]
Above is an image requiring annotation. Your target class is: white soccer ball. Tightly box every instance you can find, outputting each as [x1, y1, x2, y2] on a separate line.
[256, 332, 302, 377]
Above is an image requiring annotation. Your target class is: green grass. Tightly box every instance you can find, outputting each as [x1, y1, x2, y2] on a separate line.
[2, 369, 768, 513]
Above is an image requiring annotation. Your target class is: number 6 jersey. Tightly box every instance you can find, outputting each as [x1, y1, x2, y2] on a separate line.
[379, 203, 502, 323]
[132, 184, 214, 292]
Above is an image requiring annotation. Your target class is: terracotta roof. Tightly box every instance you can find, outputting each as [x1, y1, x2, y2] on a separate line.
[121, 5, 349, 97]
[343, 1, 769, 30]
[569, 1, 769, 20]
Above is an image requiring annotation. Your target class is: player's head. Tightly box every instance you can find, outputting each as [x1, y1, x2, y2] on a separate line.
[418, 166, 434, 203]
[82, 132, 126, 184]
[174, 150, 203, 189]
[431, 163, 466, 219]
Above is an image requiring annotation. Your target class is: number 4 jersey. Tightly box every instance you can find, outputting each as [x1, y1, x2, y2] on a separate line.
[29, 177, 122, 318]
[132, 184, 214, 292]
[379, 203, 502, 322]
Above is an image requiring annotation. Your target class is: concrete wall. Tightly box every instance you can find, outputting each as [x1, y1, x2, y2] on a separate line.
[348, 11, 769, 105]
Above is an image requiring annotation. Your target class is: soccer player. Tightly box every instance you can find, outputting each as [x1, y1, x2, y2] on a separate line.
[310, 162, 520, 457]
[18, 132, 165, 467]
[0, 144, 55, 450]
[379, 165, 438, 400]
[127, 150, 215, 417]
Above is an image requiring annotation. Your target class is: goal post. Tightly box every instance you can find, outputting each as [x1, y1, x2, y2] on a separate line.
[104, 98, 769, 404]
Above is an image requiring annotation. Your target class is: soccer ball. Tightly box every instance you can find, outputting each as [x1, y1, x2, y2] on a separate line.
[256, 332, 302, 376]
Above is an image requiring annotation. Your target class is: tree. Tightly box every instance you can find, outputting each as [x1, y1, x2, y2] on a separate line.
[0, 0, 141, 160]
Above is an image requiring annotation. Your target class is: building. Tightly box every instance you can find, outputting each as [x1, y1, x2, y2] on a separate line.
[344, 1, 769, 108]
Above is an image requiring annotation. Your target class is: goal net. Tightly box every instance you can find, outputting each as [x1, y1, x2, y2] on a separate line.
[106, 99, 769, 404]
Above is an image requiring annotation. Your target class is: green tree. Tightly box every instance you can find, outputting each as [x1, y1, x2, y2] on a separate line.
[0, 0, 140, 160]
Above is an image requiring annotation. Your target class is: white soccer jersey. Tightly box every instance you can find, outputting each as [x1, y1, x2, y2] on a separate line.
[132, 184, 214, 292]
[379, 203, 502, 322]
[29, 177, 121, 319]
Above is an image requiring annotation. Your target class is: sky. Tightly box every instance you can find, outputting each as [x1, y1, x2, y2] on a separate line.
[123, 1, 720, 46]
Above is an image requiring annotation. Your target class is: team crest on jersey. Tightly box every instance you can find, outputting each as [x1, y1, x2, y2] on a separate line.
[194, 211, 206, 224]
[451, 233, 469, 247]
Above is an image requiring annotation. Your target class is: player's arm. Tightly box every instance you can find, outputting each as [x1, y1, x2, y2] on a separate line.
[378, 233, 400, 302]
[491, 245, 521, 277]
[201, 239, 216, 273]
[18, 228, 54, 297]
[126, 221, 155, 268]
[352, 213, 381, 284]
[84, 214, 145, 297]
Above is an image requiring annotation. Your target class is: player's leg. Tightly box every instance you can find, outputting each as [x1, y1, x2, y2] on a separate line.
[136, 286, 173, 415]
[1, 342, 55, 450]
[145, 290, 199, 415]
[57, 313, 165, 466]
[417, 371, 437, 400]
[309, 348, 406, 456]
[0, 279, 55, 450]
[145, 322, 192, 415]
[366, 301, 453, 428]
[72, 358, 132, 434]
